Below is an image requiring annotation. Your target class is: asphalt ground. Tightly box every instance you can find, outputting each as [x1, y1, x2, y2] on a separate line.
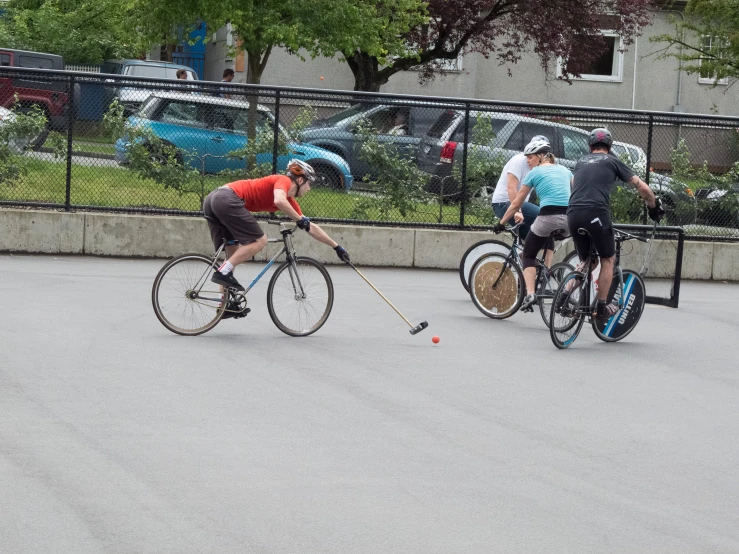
[2, 254, 738, 553]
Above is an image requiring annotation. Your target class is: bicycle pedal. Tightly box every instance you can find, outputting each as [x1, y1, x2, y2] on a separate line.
[521, 305, 534, 313]
[233, 308, 251, 319]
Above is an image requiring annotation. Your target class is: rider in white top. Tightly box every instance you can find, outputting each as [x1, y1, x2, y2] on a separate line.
[491, 135, 551, 241]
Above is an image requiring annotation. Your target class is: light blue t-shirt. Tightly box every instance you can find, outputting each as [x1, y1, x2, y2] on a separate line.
[521, 164, 572, 208]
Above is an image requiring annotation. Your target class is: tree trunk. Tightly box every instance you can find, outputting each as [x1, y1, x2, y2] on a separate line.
[245, 50, 263, 173]
[346, 51, 385, 92]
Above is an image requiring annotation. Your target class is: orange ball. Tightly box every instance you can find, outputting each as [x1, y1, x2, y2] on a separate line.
[320, 76, 324, 80]
[432, 335, 440, 344]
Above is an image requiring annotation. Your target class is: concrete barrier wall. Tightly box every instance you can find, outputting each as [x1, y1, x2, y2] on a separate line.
[1, 208, 737, 281]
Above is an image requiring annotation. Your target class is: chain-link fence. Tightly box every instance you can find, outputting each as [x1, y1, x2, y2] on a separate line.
[2, 66, 739, 239]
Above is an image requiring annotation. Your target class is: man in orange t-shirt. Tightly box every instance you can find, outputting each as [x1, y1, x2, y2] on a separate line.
[202, 159, 350, 292]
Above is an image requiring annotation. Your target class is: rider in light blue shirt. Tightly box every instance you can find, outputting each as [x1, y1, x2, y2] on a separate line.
[495, 139, 573, 311]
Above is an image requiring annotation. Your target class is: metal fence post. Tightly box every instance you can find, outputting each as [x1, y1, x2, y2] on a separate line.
[272, 90, 281, 174]
[459, 102, 471, 227]
[645, 114, 654, 187]
[65, 74, 75, 211]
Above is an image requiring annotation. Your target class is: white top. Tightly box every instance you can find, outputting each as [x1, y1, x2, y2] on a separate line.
[491, 154, 532, 204]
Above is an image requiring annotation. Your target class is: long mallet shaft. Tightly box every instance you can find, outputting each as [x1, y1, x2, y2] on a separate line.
[347, 262, 428, 335]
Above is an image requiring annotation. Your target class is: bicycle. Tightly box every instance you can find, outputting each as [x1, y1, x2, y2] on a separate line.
[152, 217, 334, 337]
[468, 224, 574, 327]
[459, 229, 579, 293]
[549, 223, 657, 349]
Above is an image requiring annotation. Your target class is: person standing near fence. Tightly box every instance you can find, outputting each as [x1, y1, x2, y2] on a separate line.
[217, 69, 235, 99]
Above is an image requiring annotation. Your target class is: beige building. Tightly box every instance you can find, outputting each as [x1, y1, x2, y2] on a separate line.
[203, 9, 737, 117]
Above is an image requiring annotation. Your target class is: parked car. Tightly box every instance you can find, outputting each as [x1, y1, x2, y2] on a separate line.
[114, 92, 354, 190]
[302, 102, 444, 180]
[101, 59, 199, 116]
[695, 182, 739, 228]
[612, 141, 647, 175]
[0, 48, 80, 149]
[417, 109, 696, 224]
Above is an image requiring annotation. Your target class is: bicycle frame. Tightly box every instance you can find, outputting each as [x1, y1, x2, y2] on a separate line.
[569, 223, 656, 319]
[193, 222, 303, 302]
[489, 225, 569, 293]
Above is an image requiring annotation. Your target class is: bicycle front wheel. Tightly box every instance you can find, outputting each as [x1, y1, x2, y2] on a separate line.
[469, 253, 524, 319]
[538, 262, 574, 329]
[550, 271, 586, 349]
[459, 239, 512, 292]
[267, 256, 334, 337]
[152, 253, 226, 336]
[592, 269, 646, 342]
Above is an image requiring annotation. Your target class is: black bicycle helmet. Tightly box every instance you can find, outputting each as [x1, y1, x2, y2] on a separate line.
[588, 128, 613, 151]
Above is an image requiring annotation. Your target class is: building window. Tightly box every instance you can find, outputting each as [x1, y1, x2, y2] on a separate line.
[557, 32, 624, 82]
[698, 36, 729, 85]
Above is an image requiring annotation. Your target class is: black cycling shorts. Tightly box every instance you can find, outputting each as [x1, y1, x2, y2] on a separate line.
[567, 208, 615, 259]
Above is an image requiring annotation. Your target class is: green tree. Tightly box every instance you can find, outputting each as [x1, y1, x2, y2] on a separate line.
[653, 0, 739, 85]
[0, 0, 142, 63]
[341, 0, 652, 92]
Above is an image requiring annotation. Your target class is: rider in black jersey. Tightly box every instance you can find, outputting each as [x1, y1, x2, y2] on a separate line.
[568, 128, 664, 319]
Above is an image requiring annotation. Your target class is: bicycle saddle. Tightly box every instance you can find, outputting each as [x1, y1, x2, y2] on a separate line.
[551, 230, 568, 241]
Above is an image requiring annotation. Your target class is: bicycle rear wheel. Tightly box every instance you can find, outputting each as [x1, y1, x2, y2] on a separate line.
[469, 253, 524, 319]
[152, 253, 226, 336]
[538, 262, 574, 329]
[592, 269, 646, 342]
[550, 272, 586, 349]
[267, 256, 334, 337]
[459, 239, 512, 292]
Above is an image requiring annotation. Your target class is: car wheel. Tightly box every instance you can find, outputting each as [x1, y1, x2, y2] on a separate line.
[312, 162, 344, 190]
[146, 142, 183, 166]
[470, 184, 494, 208]
[658, 193, 696, 227]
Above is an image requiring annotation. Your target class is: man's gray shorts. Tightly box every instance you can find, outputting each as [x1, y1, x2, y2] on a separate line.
[203, 187, 265, 249]
[530, 213, 570, 238]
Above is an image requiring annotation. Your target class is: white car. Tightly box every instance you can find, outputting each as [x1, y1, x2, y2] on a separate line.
[0, 106, 29, 153]
[612, 141, 647, 176]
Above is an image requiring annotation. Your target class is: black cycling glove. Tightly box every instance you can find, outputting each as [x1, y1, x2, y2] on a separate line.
[334, 245, 350, 262]
[296, 216, 311, 232]
[648, 198, 665, 222]
[492, 223, 506, 233]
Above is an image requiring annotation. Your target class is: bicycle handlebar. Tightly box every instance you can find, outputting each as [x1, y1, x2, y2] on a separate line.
[615, 229, 648, 243]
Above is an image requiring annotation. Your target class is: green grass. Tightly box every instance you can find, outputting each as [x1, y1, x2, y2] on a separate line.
[0, 158, 491, 226]
[72, 142, 116, 156]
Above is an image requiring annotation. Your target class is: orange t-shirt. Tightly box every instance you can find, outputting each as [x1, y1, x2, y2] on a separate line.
[226, 175, 303, 216]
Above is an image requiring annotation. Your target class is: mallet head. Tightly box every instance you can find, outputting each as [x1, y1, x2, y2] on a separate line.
[409, 321, 429, 335]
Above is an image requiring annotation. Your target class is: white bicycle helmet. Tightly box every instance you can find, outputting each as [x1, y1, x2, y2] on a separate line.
[286, 159, 316, 182]
[523, 139, 552, 156]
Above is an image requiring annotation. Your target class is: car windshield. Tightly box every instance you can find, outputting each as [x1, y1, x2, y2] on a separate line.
[321, 104, 373, 126]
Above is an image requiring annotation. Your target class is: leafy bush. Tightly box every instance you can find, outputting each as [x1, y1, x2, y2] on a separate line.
[452, 114, 506, 206]
[353, 122, 435, 219]
[104, 100, 208, 204]
[0, 102, 48, 187]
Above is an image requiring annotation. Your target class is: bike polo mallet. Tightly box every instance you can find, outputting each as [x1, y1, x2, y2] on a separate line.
[345, 261, 429, 335]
